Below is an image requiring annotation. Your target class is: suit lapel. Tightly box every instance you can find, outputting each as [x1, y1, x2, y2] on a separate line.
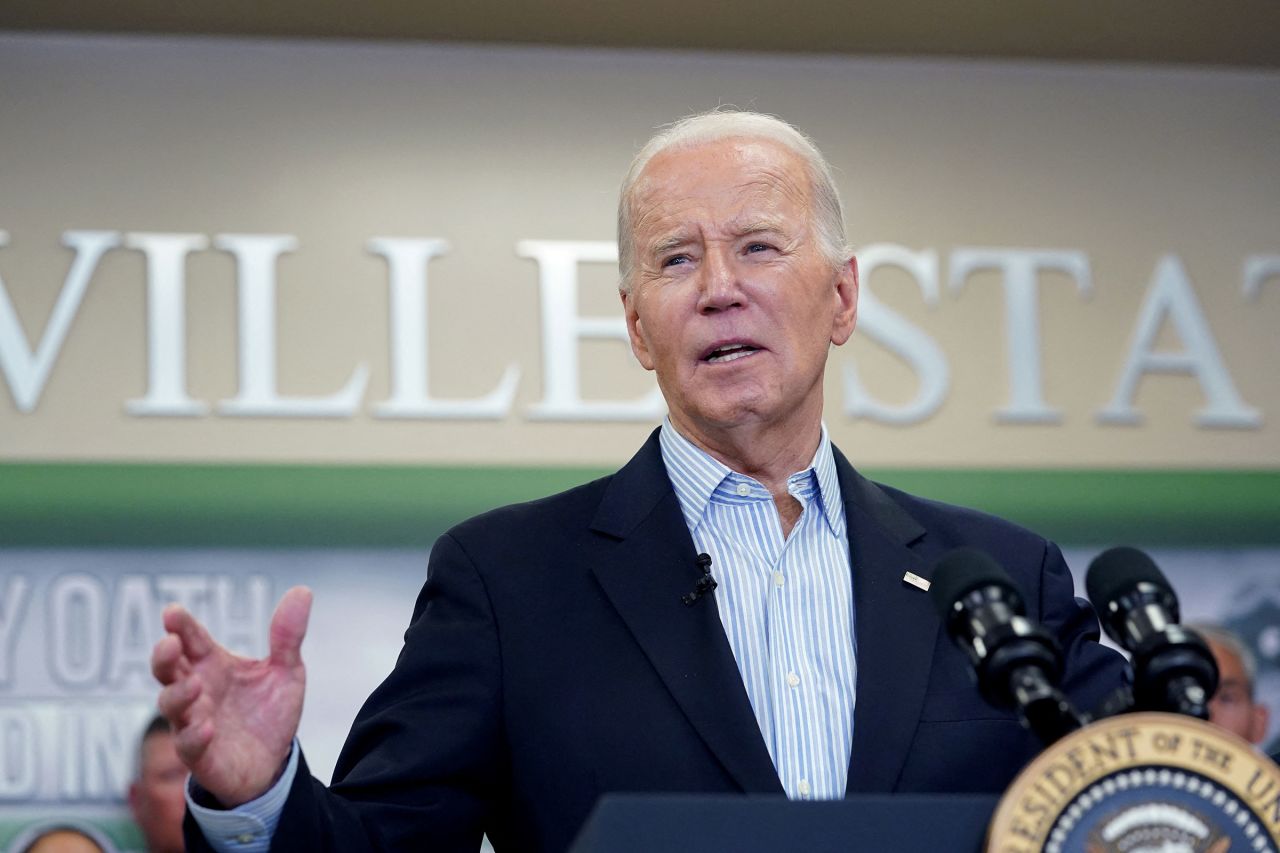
[589, 430, 783, 795]
[587, 432, 943, 795]
[834, 450, 942, 794]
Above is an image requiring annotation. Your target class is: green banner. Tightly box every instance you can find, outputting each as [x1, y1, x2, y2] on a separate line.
[2, 464, 1277, 547]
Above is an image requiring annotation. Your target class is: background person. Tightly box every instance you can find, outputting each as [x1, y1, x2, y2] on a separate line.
[128, 715, 187, 853]
[1189, 622, 1271, 744]
[11, 823, 110, 853]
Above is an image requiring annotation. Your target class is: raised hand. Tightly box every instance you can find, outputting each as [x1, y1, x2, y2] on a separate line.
[151, 585, 312, 807]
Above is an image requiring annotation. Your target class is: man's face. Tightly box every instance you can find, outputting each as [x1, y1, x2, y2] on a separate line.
[1206, 639, 1270, 744]
[622, 137, 857, 441]
[128, 732, 187, 853]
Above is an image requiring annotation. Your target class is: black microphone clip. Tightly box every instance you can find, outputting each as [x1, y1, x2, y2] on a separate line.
[682, 553, 718, 606]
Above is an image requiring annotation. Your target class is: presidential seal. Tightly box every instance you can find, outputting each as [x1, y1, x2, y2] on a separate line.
[987, 713, 1280, 852]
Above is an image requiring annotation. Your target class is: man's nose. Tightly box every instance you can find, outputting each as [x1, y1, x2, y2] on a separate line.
[696, 249, 745, 313]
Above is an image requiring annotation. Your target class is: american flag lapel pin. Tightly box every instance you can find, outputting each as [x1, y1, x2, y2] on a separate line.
[902, 571, 931, 592]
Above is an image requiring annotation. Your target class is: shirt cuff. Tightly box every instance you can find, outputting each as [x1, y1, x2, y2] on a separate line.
[185, 739, 299, 853]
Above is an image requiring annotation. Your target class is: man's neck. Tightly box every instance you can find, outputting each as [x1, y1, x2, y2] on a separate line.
[668, 412, 824, 537]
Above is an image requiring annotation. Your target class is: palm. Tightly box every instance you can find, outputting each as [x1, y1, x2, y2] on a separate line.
[153, 586, 311, 806]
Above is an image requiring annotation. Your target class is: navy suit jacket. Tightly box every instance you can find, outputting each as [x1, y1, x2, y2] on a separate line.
[188, 429, 1125, 853]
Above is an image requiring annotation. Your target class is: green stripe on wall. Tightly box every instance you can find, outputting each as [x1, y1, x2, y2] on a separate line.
[1, 464, 1277, 547]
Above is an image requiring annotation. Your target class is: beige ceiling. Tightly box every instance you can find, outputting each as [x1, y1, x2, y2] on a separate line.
[3, 0, 1279, 68]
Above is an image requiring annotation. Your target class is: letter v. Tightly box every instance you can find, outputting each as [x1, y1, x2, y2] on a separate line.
[0, 230, 121, 412]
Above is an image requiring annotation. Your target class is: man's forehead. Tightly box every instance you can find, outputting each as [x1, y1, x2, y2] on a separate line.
[142, 730, 178, 759]
[1208, 640, 1246, 668]
[638, 139, 808, 194]
[631, 142, 812, 244]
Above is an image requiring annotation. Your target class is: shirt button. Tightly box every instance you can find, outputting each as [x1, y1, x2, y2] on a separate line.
[735, 482, 751, 497]
[235, 834, 256, 844]
[798, 779, 812, 798]
[773, 571, 785, 587]
[786, 671, 800, 688]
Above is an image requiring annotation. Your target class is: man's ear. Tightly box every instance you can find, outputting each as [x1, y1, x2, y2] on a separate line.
[830, 256, 858, 346]
[622, 289, 655, 371]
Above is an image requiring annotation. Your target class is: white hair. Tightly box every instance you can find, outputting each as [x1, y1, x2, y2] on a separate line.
[1187, 622, 1259, 696]
[617, 109, 851, 293]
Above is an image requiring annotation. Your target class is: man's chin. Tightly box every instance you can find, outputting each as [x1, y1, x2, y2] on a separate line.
[680, 400, 782, 435]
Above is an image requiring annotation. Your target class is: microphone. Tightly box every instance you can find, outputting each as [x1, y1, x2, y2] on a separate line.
[1085, 546, 1217, 719]
[930, 548, 1084, 746]
[682, 553, 718, 606]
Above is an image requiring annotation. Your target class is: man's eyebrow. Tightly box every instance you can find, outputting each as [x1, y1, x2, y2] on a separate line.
[731, 218, 789, 237]
[649, 234, 692, 256]
[644, 219, 791, 258]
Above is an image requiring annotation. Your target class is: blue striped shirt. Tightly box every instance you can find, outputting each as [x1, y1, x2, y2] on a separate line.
[659, 420, 857, 800]
[190, 422, 858, 850]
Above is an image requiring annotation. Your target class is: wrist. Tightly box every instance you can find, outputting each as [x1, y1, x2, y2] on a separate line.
[197, 742, 297, 809]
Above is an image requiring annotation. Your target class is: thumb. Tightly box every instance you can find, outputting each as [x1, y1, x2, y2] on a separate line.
[268, 586, 313, 668]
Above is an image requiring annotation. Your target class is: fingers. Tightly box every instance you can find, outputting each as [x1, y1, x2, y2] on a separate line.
[151, 633, 188, 685]
[157, 673, 203, 724]
[162, 603, 215, 661]
[268, 586, 313, 669]
[173, 718, 214, 768]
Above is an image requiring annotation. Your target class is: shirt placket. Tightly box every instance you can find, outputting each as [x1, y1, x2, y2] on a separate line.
[768, 474, 820, 799]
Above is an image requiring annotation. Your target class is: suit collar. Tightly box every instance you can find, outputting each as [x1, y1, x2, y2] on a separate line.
[831, 447, 942, 794]
[589, 428, 671, 540]
[589, 430, 784, 794]
[590, 433, 944, 796]
[831, 445, 926, 547]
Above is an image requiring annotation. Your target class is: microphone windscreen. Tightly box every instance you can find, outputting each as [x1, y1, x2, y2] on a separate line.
[928, 548, 1018, 618]
[1085, 546, 1170, 608]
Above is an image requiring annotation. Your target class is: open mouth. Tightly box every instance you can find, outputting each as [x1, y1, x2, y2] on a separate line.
[702, 343, 761, 364]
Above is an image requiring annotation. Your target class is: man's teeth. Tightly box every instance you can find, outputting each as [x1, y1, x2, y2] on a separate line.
[707, 344, 757, 363]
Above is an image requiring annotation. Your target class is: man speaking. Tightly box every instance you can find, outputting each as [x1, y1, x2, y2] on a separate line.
[152, 110, 1125, 852]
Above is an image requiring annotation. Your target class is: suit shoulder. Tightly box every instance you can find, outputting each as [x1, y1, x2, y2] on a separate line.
[872, 480, 1053, 559]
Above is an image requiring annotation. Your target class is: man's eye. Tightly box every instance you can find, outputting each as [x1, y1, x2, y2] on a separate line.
[663, 255, 689, 267]
[746, 243, 773, 254]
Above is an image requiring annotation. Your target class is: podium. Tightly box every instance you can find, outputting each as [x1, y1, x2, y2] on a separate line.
[568, 794, 999, 853]
[571, 718, 1280, 852]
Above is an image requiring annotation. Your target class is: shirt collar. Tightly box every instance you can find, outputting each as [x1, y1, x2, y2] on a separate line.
[658, 418, 845, 538]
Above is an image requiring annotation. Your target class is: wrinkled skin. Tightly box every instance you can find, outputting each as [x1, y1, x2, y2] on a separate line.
[623, 135, 857, 522]
[151, 587, 311, 806]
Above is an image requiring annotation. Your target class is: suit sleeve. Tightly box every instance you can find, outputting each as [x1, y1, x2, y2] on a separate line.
[1035, 540, 1129, 718]
[186, 532, 505, 853]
